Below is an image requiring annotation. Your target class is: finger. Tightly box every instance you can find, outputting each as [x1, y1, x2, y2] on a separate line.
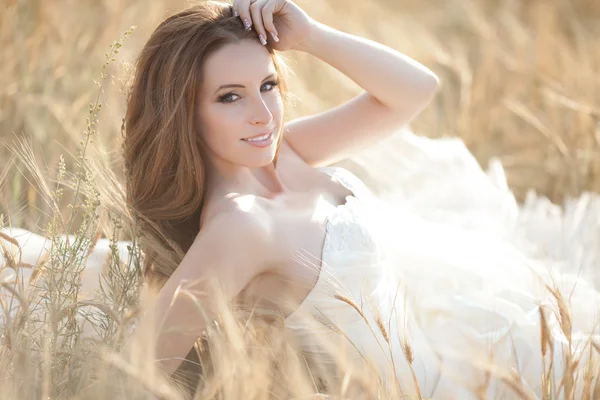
[261, 1, 279, 43]
[235, 0, 253, 31]
[250, 0, 269, 45]
[231, 0, 239, 17]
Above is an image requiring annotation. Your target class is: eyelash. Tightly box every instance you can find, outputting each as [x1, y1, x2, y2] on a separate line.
[218, 80, 279, 104]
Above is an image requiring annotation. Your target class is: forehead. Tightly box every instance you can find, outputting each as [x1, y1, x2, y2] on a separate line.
[202, 40, 276, 87]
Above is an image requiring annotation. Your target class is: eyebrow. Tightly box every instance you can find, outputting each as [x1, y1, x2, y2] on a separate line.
[213, 73, 278, 94]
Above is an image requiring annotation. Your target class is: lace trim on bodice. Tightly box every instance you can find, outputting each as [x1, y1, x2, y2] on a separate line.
[285, 166, 383, 321]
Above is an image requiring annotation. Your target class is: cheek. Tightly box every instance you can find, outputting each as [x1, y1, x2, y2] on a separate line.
[199, 94, 284, 144]
[200, 105, 244, 147]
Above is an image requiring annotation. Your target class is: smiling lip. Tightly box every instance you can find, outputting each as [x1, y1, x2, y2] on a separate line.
[242, 130, 273, 141]
[241, 131, 274, 148]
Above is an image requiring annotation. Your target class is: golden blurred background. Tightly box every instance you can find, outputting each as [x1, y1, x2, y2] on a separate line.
[2, 0, 599, 232]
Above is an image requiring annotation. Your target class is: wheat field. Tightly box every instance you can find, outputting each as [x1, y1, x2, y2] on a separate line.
[0, 0, 599, 398]
[2, 0, 600, 228]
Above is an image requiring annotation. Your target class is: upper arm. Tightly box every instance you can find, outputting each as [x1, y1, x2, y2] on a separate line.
[174, 210, 272, 293]
[283, 90, 438, 168]
[147, 210, 272, 375]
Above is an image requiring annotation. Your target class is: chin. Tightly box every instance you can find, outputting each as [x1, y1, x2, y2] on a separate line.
[248, 151, 277, 168]
[254, 154, 277, 168]
[232, 149, 275, 167]
[236, 135, 280, 167]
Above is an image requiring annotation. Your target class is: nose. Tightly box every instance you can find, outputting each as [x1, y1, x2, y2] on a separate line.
[249, 96, 274, 126]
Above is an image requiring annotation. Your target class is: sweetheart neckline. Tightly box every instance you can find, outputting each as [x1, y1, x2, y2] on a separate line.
[284, 195, 355, 321]
[285, 166, 357, 320]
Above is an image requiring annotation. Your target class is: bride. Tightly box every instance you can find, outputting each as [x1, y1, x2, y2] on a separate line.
[6, 0, 593, 398]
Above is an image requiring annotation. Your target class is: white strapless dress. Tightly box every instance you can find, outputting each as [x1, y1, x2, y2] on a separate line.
[2, 129, 599, 398]
[284, 138, 600, 398]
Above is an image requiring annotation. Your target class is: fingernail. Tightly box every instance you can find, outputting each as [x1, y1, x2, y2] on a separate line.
[271, 32, 279, 42]
[259, 34, 267, 46]
[244, 19, 251, 30]
[233, 10, 239, 17]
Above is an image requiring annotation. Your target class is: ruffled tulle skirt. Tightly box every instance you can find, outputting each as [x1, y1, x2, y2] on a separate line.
[301, 128, 600, 398]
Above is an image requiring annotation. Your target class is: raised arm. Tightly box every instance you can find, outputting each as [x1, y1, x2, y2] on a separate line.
[129, 209, 273, 376]
[233, 0, 440, 167]
[283, 21, 440, 167]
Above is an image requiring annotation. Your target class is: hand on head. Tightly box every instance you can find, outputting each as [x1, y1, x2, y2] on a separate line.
[230, 0, 315, 51]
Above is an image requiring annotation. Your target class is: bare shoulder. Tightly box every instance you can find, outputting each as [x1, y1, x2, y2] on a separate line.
[156, 205, 275, 302]
[191, 204, 276, 277]
[205, 205, 272, 246]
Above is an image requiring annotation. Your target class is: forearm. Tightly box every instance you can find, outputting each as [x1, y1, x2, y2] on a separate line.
[294, 21, 439, 109]
[122, 284, 209, 378]
[152, 289, 208, 375]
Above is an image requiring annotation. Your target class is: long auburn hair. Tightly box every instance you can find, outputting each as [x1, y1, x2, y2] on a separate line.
[123, 1, 289, 290]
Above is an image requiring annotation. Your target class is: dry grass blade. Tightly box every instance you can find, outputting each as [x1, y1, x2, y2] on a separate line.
[545, 283, 576, 398]
[539, 305, 555, 400]
[581, 350, 594, 400]
[6, 138, 61, 216]
[401, 339, 413, 365]
[101, 351, 183, 400]
[539, 306, 551, 358]
[373, 309, 390, 345]
[14, 262, 34, 270]
[328, 294, 413, 397]
[503, 369, 537, 400]
[504, 98, 571, 159]
[400, 337, 423, 400]
[0, 232, 20, 249]
[542, 88, 600, 119]
[0, 282, 29, 315]
[0, 157, 15, 195]
[333, 294, 366, 321]
[69, 300, 122, 326]
[0, 232, 23, 273]
[311, 308, 387, 391]
[332, 293, 393, 370]
[545, 284, 573, 345]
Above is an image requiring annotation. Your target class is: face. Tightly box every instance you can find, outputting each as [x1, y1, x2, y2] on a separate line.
[198, 40, 284, 170]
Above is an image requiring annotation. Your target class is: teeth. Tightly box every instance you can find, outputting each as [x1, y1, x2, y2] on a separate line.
[245, 132, 270, 142]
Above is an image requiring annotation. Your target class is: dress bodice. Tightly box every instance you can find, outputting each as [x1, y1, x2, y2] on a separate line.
[284, 164, 600, 399]
[285, 166, 394, 334]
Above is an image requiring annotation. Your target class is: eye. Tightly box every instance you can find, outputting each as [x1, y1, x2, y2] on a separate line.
[261, 80, 279, 92]
[217, 80, 279, 104]
[218, 93, 239, 104]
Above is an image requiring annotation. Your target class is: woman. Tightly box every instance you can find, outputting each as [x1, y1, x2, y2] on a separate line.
[122, 0, 599, 398]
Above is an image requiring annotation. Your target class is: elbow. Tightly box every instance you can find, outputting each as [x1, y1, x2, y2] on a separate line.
[431, 73, 441, 91]
[375, 72, 440, 116]
[391, 73, 440, 124]
[413, 72, 440, 108]
[422, 72, 441, 99]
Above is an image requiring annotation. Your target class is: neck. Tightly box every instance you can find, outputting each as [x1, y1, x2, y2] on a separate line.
[206, 159, 287, 201]
[260, 162, 287, 194]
